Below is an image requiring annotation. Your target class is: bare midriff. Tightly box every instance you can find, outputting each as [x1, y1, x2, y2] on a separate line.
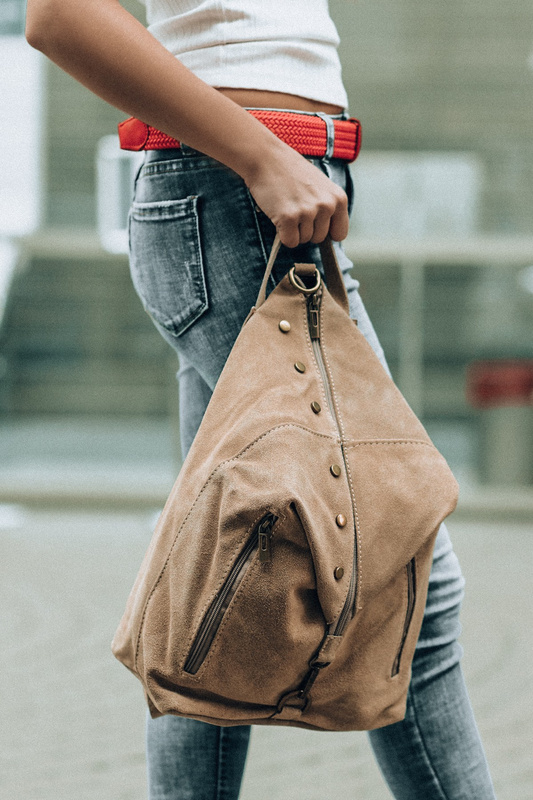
[216, 88, 344, 115]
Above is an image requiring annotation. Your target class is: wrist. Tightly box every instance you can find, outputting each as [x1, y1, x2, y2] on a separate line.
[231, 129, 296, 187]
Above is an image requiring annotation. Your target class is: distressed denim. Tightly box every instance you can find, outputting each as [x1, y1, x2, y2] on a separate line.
[127, 114, 496, 800]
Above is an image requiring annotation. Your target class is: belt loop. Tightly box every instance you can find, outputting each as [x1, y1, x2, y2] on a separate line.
[316, 112, 335, 161]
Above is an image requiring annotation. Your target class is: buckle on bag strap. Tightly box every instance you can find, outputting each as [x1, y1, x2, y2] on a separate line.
[288, 264, 321, 295]
[253, 234, 349, 315]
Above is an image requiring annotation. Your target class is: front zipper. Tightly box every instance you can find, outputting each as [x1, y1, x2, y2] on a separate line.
[183, 513, 278, 675]
[306, 291, 357, 638]
[308, 293, 337, 419]
[276, 289, 359, 713]
[392, 558, 417, 677]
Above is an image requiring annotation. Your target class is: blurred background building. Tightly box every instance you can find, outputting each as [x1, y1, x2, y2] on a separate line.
[1, 3, 532, 799]
[1, 0, 533, 501]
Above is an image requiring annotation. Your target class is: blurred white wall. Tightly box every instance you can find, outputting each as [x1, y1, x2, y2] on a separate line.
[0, 38, 45, 236]
[96, 135, 144, 253]
[350, 152, 483, 238]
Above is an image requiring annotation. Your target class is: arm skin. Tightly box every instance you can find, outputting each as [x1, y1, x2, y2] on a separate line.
[25, 0, 350, 247]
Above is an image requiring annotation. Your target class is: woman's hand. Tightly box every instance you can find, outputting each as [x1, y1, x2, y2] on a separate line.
[25, 0, 349, 248]
[244, 143, 350, 248]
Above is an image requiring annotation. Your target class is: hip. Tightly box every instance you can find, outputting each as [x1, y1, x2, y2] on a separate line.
[126, 139, 361, 375]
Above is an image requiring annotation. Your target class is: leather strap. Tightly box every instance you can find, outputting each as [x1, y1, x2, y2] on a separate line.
[254, 234, 350, 315]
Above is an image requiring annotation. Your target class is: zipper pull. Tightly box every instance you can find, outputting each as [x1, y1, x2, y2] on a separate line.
[307, 292, 321, 340]
[258, 514, 277, 563]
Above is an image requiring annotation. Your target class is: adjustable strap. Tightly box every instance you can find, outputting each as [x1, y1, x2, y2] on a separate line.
[254, 234, 350, 315]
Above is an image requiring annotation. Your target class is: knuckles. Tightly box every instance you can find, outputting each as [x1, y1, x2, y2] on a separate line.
[269, 179, 349, 247]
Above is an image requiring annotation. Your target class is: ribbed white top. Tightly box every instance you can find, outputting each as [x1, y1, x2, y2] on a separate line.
[137, 0, 348, 108]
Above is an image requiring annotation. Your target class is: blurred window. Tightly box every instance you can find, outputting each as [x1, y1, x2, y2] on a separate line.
[0, 0, 25, 36]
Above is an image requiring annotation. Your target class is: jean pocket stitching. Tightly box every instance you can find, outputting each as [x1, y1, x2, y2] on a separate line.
[128, 195, 209, 336]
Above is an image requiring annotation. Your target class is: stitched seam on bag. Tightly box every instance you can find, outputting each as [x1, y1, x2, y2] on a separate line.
[341, 454, 362, 614]
[343, 440, 436, 450]
[318, 307, 346, 441]
[133, 423, 338, 668]
[180, 508, 284, 674]
[318, 310, 362, 617]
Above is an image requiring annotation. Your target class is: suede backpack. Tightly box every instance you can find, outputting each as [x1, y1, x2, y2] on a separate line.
[112, 235, 458, 732]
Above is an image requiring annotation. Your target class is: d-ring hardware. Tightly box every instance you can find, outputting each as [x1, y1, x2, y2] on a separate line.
[288, 266, 321, 295]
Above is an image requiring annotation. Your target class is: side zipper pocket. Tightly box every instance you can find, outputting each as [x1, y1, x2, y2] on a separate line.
[392, 558, 417, 677]
[183, 513, 278, 675]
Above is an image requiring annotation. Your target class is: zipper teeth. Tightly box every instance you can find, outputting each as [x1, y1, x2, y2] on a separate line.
[311, 339, 337, 421]
[308, 295, 358, 637]
[392, 558, 417, 676]
[183, 514, 276, 675]
[184, 536, 256, 674]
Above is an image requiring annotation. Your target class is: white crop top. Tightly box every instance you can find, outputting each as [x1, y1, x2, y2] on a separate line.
[137, 0, 349, 108]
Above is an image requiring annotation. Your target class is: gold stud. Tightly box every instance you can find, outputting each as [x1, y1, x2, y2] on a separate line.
[294, 361, 306, 373]
[330, 464, 342, 477]
[334, 566, 345, 580]
[336, 514, 347, 528]
[279, 320, 291, 333]
[311, 401, 321, 414]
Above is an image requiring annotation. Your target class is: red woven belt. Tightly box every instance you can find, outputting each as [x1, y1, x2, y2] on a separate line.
[118, 110, 362, 163]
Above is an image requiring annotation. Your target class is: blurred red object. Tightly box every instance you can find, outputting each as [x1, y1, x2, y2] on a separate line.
[466, 359, 533, 408]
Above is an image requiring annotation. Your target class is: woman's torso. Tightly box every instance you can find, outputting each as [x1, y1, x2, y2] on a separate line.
[137, 0, 348, 112]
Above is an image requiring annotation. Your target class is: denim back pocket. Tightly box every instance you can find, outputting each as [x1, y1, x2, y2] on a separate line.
[128, 195, 208, 337]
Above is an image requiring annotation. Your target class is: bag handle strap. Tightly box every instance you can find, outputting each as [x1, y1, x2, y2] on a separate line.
[254, 234, 350, 315]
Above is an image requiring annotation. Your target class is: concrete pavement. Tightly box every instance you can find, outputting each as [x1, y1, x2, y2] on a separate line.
[0, 506, 531, 799]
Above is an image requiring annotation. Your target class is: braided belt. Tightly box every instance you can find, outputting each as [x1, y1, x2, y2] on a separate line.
[118, 109, 362, 163]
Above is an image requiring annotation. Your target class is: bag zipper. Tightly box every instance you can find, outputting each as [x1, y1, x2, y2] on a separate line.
[391, 558, 417, 677]
[273, 289, 359, 714]
[307, 290, 358, 637]
[183, 513, 278, 675]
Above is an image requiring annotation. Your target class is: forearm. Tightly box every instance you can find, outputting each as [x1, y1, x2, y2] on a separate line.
[25, 0, 350, 246]
[24, 0, 288, 184]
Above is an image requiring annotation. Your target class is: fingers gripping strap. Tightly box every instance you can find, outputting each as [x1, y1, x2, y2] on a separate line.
[254, 235, 350, 315]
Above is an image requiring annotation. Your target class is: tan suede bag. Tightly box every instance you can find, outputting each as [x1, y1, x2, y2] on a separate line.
[112, 235, 459, 732]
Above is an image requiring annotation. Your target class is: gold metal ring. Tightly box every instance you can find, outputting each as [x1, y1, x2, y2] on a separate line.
[288, 266, 321, 295]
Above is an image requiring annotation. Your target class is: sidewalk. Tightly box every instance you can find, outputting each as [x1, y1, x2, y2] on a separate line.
[0, 504, 531, 800]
